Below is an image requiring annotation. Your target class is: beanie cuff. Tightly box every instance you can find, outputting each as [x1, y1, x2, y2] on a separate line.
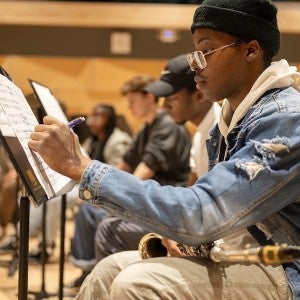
[191, 5, 280, 56]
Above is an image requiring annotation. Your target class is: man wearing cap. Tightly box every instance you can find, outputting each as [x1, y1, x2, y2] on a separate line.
[29, 0, 300, 299]
[146, 54, 221, 183]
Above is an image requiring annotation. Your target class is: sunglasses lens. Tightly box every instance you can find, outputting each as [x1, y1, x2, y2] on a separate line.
[187, 54, 196, 71]
[195, 52, 207, 69]
[187, 52, 207, 70]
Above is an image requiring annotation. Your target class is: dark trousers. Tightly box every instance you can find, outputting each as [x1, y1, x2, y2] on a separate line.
[95, 216, 149, 262]
[71, 201, 107, 271]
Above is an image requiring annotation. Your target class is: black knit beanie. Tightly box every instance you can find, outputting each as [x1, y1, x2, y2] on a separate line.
[191, 0, 280, 57]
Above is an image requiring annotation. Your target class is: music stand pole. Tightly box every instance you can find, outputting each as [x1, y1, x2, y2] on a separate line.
[58, 193, 66, 300]
[56, 193, 74, 299]
[27, 201, 57, 300]
[18, 185, 30, 300]
[40, 201, 48, 294]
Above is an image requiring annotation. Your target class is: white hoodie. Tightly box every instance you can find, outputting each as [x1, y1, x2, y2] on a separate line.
[219, 59, 300, 138]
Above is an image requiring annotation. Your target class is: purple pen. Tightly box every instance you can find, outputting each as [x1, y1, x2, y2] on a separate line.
[68, 116, 85, 129]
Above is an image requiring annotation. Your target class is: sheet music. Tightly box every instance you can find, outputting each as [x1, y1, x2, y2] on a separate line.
[30, 80, 90, 158]
[30, 81, 68, 123]
[0, 74, 74, 200]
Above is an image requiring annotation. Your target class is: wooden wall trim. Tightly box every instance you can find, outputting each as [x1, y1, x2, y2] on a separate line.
[0, 1, 195, 29]
[0, 1, 299, 33]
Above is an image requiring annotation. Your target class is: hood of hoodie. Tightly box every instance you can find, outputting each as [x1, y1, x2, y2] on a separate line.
[219, 59, 300, 138]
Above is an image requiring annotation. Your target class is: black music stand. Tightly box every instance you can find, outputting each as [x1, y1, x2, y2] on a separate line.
[27, 200, 57, 300]
[18, 185, 30, 300]
[58, 194, 66, 300]
[28, 80, 80, 298]
[58, 193, 76, 299]
[0, 66, 76, 299]
[27, 193, 74, 300]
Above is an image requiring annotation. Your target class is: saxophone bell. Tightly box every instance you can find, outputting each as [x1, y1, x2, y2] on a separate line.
[138, 233, 168, 259]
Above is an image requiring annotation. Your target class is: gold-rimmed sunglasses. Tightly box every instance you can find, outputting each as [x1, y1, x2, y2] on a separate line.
[187, 41, 239, 71]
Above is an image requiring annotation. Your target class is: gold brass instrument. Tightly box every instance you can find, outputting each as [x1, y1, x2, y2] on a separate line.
[138, 233, 212, 259]
[138, 233, 300, 264]
[209, 243, 300, 264]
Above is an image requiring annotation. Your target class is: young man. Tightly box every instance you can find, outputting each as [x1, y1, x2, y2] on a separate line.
[116, 74, 191, 185]
[29, 0, 300, 299]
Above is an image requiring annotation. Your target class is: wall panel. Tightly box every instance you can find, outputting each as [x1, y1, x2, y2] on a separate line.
[0, 55, 166, 132]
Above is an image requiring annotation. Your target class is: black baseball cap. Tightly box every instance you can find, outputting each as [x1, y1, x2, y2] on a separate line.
[145, 54, 196, 97]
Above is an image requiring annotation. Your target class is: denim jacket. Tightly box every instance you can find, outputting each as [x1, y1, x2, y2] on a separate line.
[79, 86, 300, 298]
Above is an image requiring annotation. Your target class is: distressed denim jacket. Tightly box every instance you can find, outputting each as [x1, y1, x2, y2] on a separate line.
[79, 87, 300, 298]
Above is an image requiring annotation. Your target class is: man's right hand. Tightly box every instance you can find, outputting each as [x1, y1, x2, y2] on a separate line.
[161, 237, 184, 257]
[28, 116, 91, 182]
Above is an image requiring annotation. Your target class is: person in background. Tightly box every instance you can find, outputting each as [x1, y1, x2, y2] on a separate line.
[145, 53, 221, 183]
[65, 104, 132, 289]
[116, 74, 191, 185]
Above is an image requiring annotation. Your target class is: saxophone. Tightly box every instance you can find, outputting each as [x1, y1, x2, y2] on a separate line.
[138, 233, 300, 264]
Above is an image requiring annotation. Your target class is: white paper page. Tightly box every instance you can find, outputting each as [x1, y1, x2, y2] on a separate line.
[30, 81, 68, 123]
[0, 75, 74, 199]
[30, 80, 89, 159]
[29, 81, 77, 195]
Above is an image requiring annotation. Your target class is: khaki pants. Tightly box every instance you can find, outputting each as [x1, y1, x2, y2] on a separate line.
[75, 250, 291, 300]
